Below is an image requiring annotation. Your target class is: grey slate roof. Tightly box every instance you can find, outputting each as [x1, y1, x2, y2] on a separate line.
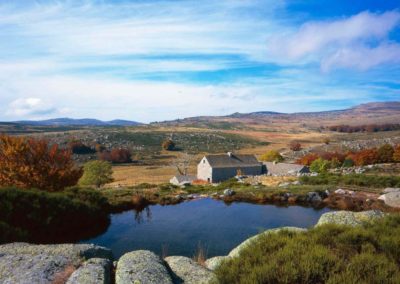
[263, 162, 309, 176]
[205, 153, 260, 168]
[172, 175, 196, 183]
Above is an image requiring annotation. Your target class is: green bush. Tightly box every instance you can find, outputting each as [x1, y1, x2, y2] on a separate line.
[342, 158, 355, 168]
[310, 158, 331, 173]
[215, 215, 400, 284]
[300, 174, 400, 188]
[0, 187, 109, 244]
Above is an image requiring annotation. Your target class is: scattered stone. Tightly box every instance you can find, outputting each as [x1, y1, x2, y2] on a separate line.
[316, 210, 385, 227]
[164, 256, 214, 284]
[284, 192, 293, 198]
[383, 188, 400, 194]
[278, 182, 290, 188]
[67, 258, 111, 284]
[324, 190, 330, 196]
[335, 189, 346, 195]
[116, 250, 173, 284]
[291, 180, 301, 185]
[228, 227, 306, 258]
[307, 192, 322, 202]
[378, 191, 400, 208]
[223, 188, 235, 196]
[205, 256, 230, 271]
[187, 194, 200, 199]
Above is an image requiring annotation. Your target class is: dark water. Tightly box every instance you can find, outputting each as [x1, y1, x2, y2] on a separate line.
[80, 199, 331, 259]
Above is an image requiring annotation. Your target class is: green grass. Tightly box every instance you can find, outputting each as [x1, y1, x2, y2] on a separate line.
[215, 214, 400, 284]
[300, 174, 400, 188]
[108, 130, 262, 154]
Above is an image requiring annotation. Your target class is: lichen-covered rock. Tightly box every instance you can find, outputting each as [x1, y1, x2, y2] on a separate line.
[116, 250, 172, 284]
[0, 253, 72, 284]
[383, 188, 400, 194]
[378, 192, 400, 208]
[0, 243, 113, 265]
[228, 227, 306, 258]
[67, 258, 111, 284]
[205, 256, 229, 271]
[0, 243, 113, 284]
[316, 210, 385, 227]
[164, 256, 214, 284]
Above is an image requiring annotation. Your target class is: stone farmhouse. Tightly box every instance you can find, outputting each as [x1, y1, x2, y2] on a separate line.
[197, 152, 262, 183]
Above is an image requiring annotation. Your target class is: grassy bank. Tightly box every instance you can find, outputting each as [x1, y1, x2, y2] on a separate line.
[101, 176, 391, 213]
[215, 214, 400, 284]
[300, 173, 400, 188]
[0, 187, 109, 244]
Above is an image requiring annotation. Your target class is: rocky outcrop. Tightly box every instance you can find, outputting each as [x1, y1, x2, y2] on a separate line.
[0, 243, 113, 284]
[228, 227, 306, 258]
[205, 256, 229, 271]
[66, 258, 112, 284]
[164, 256, 214, 284]
[316, 210, 385, 226]
[379, 188, 400, 208]
[116, 250, 173, 284]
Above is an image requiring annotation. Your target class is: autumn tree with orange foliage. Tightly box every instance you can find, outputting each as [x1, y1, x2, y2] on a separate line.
[346, 148, 379, 166]
[296, 153, 319, 166]
[0, 135, 82, 191]
[289, 141, 301, 151]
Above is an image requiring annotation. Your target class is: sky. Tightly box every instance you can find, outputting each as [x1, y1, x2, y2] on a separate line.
[0, 0, 399, 122]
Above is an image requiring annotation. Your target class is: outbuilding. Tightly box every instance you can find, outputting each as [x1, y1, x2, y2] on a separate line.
[197, 152, 262, 183]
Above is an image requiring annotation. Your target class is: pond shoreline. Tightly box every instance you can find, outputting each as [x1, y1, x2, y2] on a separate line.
[104, 187, 393, 214]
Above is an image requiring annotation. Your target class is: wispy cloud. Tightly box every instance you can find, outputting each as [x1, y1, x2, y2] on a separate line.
[267, 11, 400, 70]
[0, 1, 399, 121]
[7, 98, 57, 117]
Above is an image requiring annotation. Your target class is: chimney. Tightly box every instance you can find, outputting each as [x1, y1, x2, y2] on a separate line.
[227, 152, 233, 157]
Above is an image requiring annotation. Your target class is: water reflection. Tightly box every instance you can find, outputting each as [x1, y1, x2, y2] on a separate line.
[134, 206, 152, 224]
[81, 198, 332, 259]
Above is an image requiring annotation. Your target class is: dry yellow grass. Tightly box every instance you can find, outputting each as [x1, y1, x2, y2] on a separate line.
[245, 176, 298, 187]
[108, 165, 176, 186]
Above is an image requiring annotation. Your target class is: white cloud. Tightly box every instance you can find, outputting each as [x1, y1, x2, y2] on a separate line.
[7, 98, 57, 117]
[321, 43, 400, 72]
[266, 11, 400, 70]
[0, 71, 380, 122]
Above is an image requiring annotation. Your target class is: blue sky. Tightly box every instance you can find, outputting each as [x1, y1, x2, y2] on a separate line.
[0, 0, 399, 122]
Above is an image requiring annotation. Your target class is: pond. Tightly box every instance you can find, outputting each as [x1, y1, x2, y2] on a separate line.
[80, 198, 332, 259]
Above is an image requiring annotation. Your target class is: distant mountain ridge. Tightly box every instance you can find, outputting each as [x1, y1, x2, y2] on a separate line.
[13, 118, 142, 126]
[3, 101, 400, 127]
[152, 101, 400, 127]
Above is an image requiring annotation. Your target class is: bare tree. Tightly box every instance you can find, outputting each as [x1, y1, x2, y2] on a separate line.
[171, 152, 193, 176]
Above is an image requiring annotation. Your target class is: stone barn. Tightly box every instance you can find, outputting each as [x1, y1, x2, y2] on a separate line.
[197, 152, 262, 183]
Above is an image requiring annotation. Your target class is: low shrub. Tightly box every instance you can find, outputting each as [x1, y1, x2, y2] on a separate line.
[300, 174, 400, 188]
[215, 214, 400, 284]
[0, 187, 109, 244]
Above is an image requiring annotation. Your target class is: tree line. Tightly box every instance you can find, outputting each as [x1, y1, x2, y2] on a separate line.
[327, 124, 400, 133]
[297, 144, 400, 172]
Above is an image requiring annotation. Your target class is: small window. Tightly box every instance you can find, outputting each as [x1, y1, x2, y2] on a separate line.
[203, 159, 205, 163]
